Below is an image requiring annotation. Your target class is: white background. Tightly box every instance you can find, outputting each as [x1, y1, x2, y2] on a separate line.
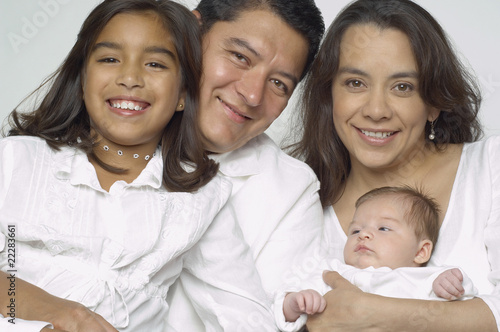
[1, 0, 499, 144]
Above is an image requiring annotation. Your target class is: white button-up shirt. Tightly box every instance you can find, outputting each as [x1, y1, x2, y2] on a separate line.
[166, 134, 324, 331]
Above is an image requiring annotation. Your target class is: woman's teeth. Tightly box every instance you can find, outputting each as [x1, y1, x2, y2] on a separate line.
[361, 129, 394, 138]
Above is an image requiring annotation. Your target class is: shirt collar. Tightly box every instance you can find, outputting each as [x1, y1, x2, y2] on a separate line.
[52, 146, 163, 190]
[210, 134, 272, 177]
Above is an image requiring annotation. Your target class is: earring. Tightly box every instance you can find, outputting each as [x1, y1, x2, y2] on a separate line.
[178, 104, 184, 109]
[428, 119, 436, 141]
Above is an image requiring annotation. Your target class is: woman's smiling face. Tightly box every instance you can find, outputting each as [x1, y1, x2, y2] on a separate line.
[332, 24, 439, 171]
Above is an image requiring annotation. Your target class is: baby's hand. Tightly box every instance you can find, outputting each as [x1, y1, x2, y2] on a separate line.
[432, 268, 465, 300]
[283, 289, 326, 322]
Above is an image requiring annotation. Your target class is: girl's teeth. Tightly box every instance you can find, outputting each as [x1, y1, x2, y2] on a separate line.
[112, 101, 144, 111]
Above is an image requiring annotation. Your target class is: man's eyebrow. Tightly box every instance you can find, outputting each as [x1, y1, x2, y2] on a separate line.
[338, 66, 418, 80]
[228, 37, 261, 57]
[92, 42, 177, 60]
[227, 37, 299, 87]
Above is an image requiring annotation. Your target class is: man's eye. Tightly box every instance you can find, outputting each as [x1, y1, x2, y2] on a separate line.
[233, 52, 247, 63]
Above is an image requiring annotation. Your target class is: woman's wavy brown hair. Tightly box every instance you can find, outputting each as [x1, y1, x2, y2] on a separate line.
[290, 0, 482, 207]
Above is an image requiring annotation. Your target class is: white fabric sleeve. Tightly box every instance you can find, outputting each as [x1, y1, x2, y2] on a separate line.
[273, 292, 307, 332]
[256, 180, 324, 296]
[478, 136, 500, 330]
[0, 314, 53, 331]
[341, 266, 478, 301]
[181, 206, 277, 331]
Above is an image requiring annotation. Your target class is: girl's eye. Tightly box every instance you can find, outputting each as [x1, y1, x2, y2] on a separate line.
[98, 57, 118, 63]
[147, 62, 167, 69]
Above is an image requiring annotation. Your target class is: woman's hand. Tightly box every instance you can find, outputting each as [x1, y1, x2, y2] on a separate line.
[306, 271, 497, 332]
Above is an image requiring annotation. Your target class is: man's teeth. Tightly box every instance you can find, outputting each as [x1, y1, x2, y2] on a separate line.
[361, 130, 394, 138]
[112, 101, 144, 111]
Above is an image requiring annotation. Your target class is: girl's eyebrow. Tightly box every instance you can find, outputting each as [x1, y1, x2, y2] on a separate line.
[92, 41, 176, 60]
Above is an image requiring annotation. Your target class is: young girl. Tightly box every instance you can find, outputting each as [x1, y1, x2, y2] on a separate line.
[0, 0, 274, 331]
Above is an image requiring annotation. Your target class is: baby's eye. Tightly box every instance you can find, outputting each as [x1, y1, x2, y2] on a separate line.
[350, 229, 360, 235]
[378, 227, 390, 231]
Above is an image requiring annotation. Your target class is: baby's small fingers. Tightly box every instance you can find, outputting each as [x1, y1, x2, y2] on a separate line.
[296, 293, 306, 311]
[449, 268, 464, 282]
[317, 296, 327, 313]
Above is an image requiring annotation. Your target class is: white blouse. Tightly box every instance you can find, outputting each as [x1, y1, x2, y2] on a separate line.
[0, 136, 274, 331]
[323, 136, 500, 330]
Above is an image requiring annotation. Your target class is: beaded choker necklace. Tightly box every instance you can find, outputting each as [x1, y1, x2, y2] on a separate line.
[102, 145, 156, 161]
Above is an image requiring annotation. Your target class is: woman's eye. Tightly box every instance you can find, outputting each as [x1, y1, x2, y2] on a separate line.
[346, 79, 364, 88]
[394, 83, 413, 93]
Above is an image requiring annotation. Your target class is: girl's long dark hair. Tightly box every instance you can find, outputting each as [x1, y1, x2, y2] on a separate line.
[290, 0, 482, 207]
[8, 0, 218, 192]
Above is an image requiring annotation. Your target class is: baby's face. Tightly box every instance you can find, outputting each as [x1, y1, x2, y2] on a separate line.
[344, 196, 423, 269]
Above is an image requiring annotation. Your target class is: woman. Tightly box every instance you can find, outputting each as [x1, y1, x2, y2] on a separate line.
[292, 0, 499, 330]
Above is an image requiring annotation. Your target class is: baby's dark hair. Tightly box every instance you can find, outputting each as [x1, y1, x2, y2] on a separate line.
[7, 0, 217, 192]
[355, 186, 440, 250]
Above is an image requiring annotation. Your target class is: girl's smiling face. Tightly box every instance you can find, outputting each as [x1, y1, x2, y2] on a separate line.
[82, 11, 185, 150]
[332, 24, 439, 172]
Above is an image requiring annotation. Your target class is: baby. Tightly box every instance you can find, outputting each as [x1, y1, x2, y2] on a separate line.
[275, 186, 477, 331]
